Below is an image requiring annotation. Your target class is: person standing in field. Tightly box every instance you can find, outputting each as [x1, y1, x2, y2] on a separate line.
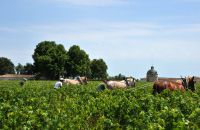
[54, 78, 65, 89]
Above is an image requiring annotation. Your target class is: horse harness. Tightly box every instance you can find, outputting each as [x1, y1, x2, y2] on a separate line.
[124, 78, 130, 86]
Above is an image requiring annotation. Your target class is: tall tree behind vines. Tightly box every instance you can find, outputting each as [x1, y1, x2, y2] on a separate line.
[32, 41, 67, 79]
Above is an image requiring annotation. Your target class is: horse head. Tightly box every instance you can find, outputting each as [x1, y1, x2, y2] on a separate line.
[80, 76, 88, 85]
[187, 76, 196, 91]
[180, 76, 188, 89]
[126, 77, 136, 87]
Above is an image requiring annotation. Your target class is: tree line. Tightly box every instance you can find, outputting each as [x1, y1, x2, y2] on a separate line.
[0, 41, 108, 80]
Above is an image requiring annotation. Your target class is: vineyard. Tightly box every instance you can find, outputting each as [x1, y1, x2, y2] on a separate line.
[0, 80, 199, 129]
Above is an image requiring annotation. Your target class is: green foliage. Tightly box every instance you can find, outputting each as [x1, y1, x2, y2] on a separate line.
[90, 59, 108, 80]
[0, 57, 15, 75]
[32, 41, 67, 79]
[32, 42, 107, 79]
[23, 63, 34, 75]
[15, 63, 34, 75]
[65, 45, 91, 77]
[0, 80, 199, 129]
[109, 73, 126, 80]
[15, 63, 24, 74]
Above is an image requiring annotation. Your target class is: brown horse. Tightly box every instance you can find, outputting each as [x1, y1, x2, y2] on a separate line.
[63, 76, 88, 85]
[187, 76, 196, 92]
[152, 76, 195, 95]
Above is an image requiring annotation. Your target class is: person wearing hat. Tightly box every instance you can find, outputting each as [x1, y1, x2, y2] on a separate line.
[19, 78, 28, 86]
[54, 78, 65, 89]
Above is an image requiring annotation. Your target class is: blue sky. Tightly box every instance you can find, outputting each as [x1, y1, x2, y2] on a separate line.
[0, 0, 200, 78]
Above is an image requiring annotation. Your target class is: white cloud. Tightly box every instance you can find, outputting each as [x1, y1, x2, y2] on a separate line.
[0, 27, 18, 33]
[45, 0, 130, 6]
[165, 24, 200, 33]
[26, 21, 158, 42]
[1, 21, 200, 64]
[1, 20, 200, 77]
[22, 21, 200, 61]
[179, 0, 200, 2]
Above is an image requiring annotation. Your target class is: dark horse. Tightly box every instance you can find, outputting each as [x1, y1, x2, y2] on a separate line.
[153, 76, 196, 95]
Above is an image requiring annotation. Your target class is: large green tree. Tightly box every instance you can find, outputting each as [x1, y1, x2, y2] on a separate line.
[65, 45, 91, 77]
[15, 63, 24, 74]
[32, 41, 67, 79]
[15, 63, 34, 75]
[0, 57, 15, 75]
[90, 59, 108, 79]
[23, 63, 34, 75]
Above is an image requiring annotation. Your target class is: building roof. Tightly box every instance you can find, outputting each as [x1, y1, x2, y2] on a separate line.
[147, 66, 158, 76]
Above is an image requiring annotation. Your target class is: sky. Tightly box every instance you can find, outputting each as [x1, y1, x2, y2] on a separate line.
[0, 0, 200, 78]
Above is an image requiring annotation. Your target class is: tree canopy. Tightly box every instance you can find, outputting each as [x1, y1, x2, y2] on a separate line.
[15, 63, 24, 74]
[32, 42, 108, 79]
[15, 63, 34, 75]
[0, 57, 15, 75]
[90, 59, 108, 79]
[32, 41, 67, 79]
[65, 45, 91, 77]
[23, 63, 34, 75]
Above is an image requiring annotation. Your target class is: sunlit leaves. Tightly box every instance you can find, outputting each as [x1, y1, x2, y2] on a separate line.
[0, 80, 199, 129]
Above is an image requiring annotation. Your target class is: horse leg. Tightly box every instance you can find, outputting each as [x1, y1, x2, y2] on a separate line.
[152, 84, 158, 95]
[152, 89, 157, 95]
[152, 83, 165, 95]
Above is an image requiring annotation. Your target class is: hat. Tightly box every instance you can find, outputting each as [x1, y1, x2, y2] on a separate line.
[23, 78, 27, 81]
[59, 78, 64, 81]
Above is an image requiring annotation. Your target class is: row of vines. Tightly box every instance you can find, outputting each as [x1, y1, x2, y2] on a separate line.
[0, 80, 199, 129]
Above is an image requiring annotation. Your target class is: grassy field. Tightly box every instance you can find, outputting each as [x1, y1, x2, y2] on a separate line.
[0, 80, 199, 129]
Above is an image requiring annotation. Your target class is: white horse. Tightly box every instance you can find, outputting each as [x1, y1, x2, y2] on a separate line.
[103, 77, 135, 90]
[63, 76, 88, 85]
